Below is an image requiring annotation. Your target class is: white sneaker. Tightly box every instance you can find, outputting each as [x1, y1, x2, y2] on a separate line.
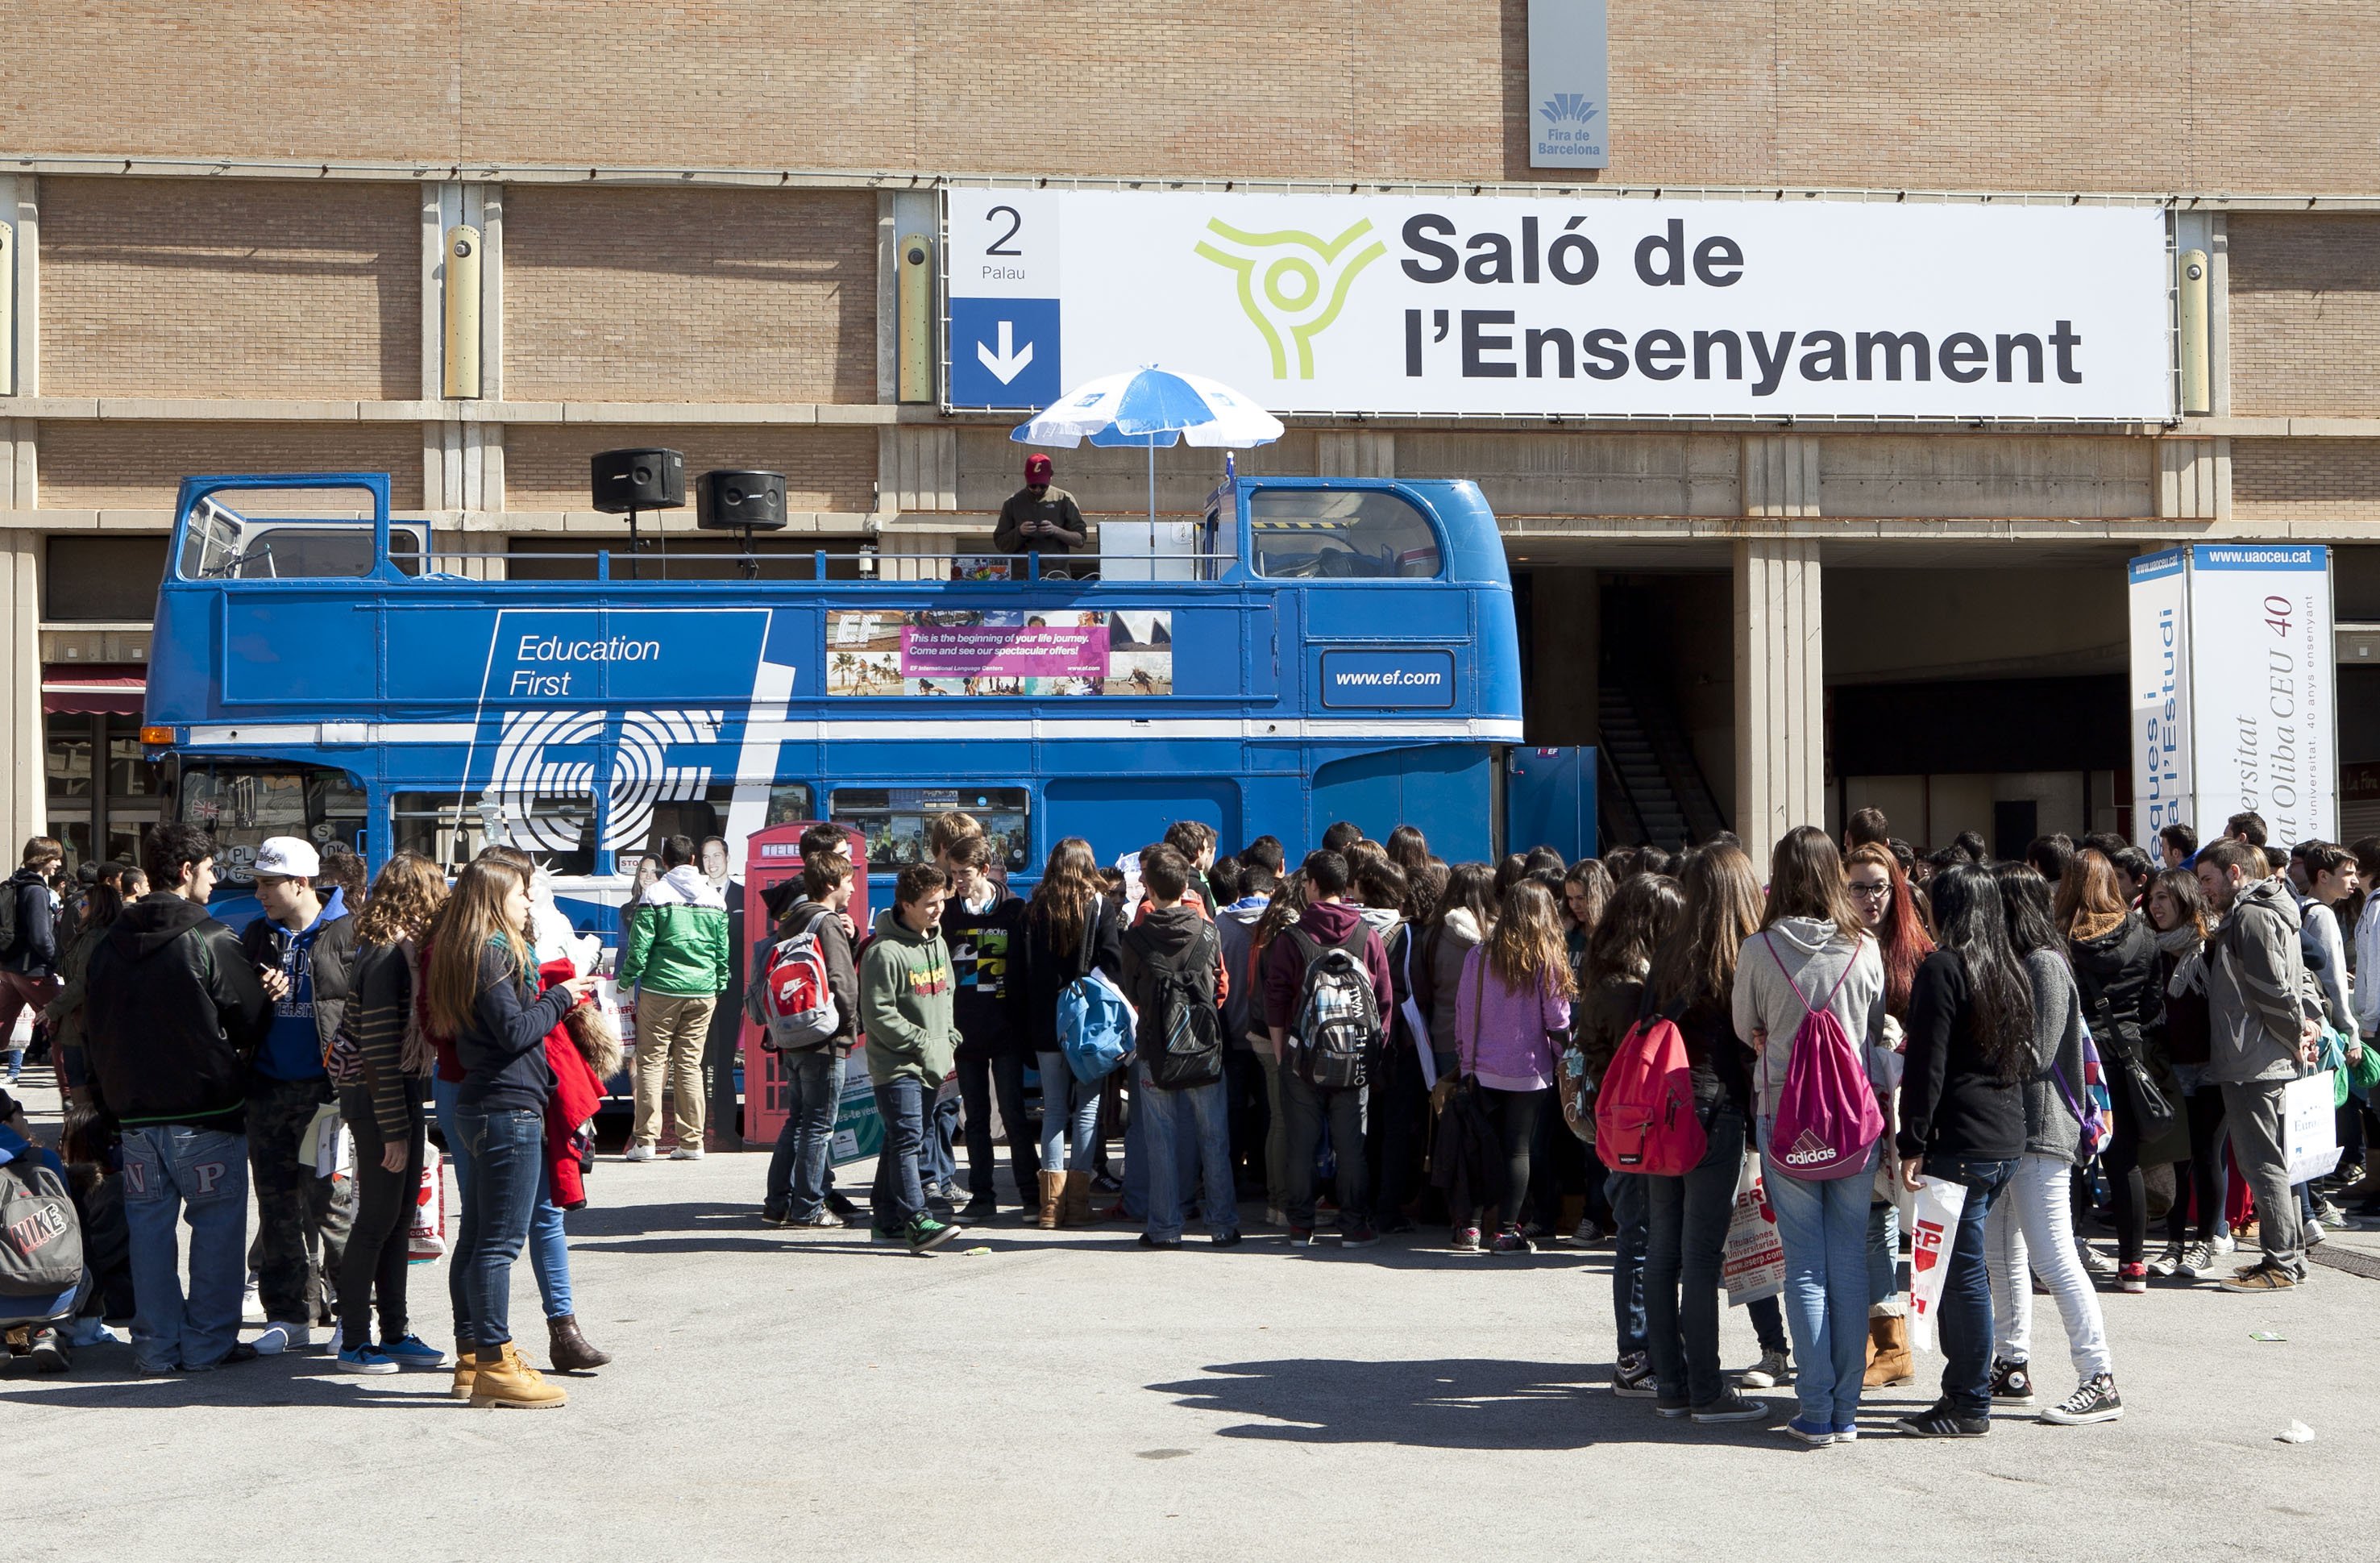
[1738, 1348, 1792, 1389]
[2304, 1218, 2325, 1246]
[669, 1145, 705, 1162]
[2212, 1228, 2237, 1255]
[622, 1145, 656, 1162]
[242, 1282, 266, 1325]
[253, 1323, 311, 1355]
[1264, 1206, 1286, 1227]
[2078, 1244, 2116, 1277]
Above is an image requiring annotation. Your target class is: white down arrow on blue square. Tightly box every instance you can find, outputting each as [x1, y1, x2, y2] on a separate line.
[949, 297, 1061, 409]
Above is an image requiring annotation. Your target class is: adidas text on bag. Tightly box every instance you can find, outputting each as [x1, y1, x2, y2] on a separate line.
[1288, 926, 1381, 1090]
[758, 912, 840, 1051]
[1595, 1014, 1709, 1177]
[1762, 933, 1885, 1182]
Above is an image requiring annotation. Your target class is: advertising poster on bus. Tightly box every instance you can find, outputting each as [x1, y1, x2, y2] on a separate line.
[824, 609, 1172, 696]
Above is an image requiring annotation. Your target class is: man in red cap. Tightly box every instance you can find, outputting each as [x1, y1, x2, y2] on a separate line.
[993, 453, 1087, 561]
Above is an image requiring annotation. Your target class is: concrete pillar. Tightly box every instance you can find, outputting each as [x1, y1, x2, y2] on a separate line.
[1525, 565, 1598, 746]
[2, 175, 38, 397]
[1315, 431, 1394, 478]
[878, 426, 957, 515]
[1734, 434, 1825, 848]
[0, 531, 42, 854]
[2158, 437, 2229, 521]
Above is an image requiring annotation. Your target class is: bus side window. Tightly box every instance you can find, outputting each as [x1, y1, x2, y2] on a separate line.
[1249, 489, 1443, 580]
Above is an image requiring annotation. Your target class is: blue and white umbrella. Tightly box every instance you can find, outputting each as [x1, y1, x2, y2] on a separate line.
[1011, 366, 1284, 523]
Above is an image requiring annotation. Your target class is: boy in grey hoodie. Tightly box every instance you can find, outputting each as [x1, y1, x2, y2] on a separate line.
[2195, 840, 2322, 1289]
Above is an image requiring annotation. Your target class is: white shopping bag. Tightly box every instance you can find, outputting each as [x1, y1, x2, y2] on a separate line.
[409, 1142, 447, 1264]
[2284, 1070, 2342, 1187]
[1722, 1153, 1786, 1306]
[598, 975, 637, 1056]
[1904, 1174, 1969, 1355]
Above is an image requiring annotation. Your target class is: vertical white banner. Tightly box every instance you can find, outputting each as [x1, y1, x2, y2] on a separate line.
[2127, 548, 2192, 851]
[2183, 543, 2336, 845]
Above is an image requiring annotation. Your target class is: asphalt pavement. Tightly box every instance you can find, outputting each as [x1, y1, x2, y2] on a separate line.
[5, 1069, 2372, 1563]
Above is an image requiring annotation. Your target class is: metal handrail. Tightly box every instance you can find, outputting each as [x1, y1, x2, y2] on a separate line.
[414, 549, 1246, 583]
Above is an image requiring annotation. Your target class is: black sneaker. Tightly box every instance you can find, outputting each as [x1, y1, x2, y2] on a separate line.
[27, 1328, 70, 1374]
[1612, 1354, 1658, 1398]
[1654, 1396, 1693, 1419]
[824, 1191, 862, 1220]
[1691, 1388, 1772, 1425]
[182, 1342, 260, 1372]
[2040, 1373, 2123, 1425]
[1894, 1400, 1991, 1437]
[962, 1195, 999, 1222]
[1211, 1228, 1244, 1248]
[1138, 1233, 1183, 1249]
[1989, 1358, 2035, 1404]
[759, 1203, 791, 1228]
[1340, 1226, 1381, 1249]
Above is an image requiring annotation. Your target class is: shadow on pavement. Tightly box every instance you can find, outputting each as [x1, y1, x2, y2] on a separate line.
[1147, 1357, 1792, 1450]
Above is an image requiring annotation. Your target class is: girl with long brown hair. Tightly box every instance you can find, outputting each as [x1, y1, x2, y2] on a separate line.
[1452, 879, 1582, 1254]
[1637, 843, 1770, 1424]
[333, 850, 447, 1376]
[1022, 837, 1121, 1221]
[1730, 825, 1888, 1445]
[2143, 867, 2224, 1277]
[2056, 848, 2164, 1294]
[430, 858, 596, 1409]
[1576, 871, 1687, 1386]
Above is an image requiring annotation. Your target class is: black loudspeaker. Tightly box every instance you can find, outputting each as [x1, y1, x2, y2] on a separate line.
[696, 469, 790, 532]
[590, 447, 686, 513]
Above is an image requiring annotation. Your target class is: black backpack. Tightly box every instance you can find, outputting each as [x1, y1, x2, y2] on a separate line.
[1132, 921, 1224, 1090]
[0, 878, 20, 963]
[0, 1159, 82, 1301]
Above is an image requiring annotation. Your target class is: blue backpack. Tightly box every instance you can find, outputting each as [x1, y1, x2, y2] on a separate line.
[1057, 968, 1135, 1083]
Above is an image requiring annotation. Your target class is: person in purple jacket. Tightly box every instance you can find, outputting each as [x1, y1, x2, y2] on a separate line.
[1452, 879, 1576, 1254]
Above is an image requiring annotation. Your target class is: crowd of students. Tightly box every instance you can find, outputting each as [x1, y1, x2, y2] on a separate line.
[3, 798, 2370, 1439]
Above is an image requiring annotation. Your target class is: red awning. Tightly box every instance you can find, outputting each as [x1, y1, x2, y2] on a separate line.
[41, 664, 146, 717]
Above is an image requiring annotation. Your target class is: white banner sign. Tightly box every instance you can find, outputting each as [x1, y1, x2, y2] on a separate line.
[2129, 543, 2336, 850]
[945, 190, 2172, 419]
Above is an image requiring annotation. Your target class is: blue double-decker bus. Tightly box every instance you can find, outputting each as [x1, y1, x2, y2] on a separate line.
[141, 468, 1527, 929]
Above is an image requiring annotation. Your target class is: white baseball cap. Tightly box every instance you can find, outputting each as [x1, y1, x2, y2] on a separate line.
[252, 838, 322, 882]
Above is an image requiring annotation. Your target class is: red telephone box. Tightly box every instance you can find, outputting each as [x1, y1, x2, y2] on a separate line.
[739, 822, 870, 1148]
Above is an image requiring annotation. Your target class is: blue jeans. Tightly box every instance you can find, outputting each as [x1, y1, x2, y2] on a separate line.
[927, 1087, 961, 1192]
[119, 1124, 249, 1373]
[1137, 1062, 1237, 1241]
[958, 1051, 1040, 1203]
[1760, 1122, 1875, 1429]
[1643, 1102, 1746, 1407]
[870, 1076, 929, 1230]
[1036, 1050, 1101, 1170]
[1867, 1199, 1901, 1307]
[1925, 1154, 2016, 1417]
[450, 1104, 545, 1352]
[434, 1075, 571, 1329]
[765, 1049, 845, 1220]
[1605, 1170, 1649, 1360]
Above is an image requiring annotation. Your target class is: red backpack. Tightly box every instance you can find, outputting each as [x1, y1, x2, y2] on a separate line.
[1594, 1010, 1708, 1176]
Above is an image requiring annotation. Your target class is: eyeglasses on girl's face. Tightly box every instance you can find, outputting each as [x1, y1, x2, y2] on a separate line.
[1847, 877, 1892, 901]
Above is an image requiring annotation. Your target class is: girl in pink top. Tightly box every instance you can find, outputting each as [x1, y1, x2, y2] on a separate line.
[1454, 879, 1576, 1252]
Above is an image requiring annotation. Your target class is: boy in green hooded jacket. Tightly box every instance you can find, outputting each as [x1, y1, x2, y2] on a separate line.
[862, 864, 957, 1252]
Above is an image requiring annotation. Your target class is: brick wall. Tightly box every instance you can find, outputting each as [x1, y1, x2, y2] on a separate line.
[13, 2, 2380, 192]
[2233, 439, 2380, 521]
[41, 178, 421, 399]
[38, 422, 426, 509]
[505, 189, 876, 404]
[504, 425, 878, 513]
[2228, 216, 2380, 418]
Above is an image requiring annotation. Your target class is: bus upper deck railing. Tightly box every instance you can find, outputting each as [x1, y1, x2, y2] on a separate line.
[408, 548, 1247, 584]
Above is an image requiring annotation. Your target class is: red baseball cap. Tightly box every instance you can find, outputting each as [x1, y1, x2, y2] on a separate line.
[1025, 454, 1053, 482]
